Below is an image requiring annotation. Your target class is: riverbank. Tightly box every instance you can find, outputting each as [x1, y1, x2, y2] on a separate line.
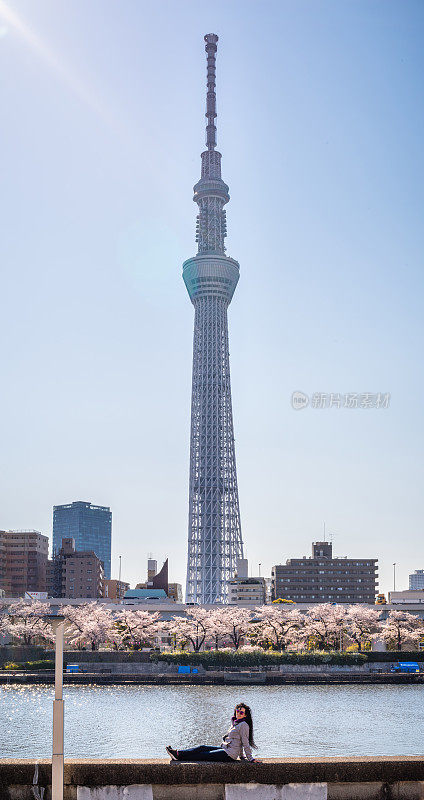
[1, 670, 424, 685]
[2, 756, 424, 800]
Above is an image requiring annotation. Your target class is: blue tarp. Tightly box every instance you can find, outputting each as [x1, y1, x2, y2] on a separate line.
[392, 662, 420, 673]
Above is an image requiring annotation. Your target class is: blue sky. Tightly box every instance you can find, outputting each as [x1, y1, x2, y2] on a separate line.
[0, 0, 423, 595]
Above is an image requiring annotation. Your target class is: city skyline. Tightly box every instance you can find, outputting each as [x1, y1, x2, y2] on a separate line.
[0, 1, 423, 595]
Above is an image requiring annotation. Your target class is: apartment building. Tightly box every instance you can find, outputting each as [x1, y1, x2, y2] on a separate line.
[228, 577, 266, 606]
[47, 537, 103, 599]
[272, 541, 378, 604]
[0, 530, 48, 597]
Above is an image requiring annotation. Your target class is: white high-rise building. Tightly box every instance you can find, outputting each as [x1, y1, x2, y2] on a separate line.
[409, 570, 424, 590]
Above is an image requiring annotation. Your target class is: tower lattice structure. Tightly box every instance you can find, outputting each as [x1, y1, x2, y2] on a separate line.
[184, 34, 244, 604]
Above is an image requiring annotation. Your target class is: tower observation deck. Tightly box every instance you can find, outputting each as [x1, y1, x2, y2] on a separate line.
[184, 34, 244, 604]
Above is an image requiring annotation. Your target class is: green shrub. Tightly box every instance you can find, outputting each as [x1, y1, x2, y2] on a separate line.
[272, 599, 295, 604]
[24, 660, 55, 670]
[365, 651, 423, 663]
[3, 659, 55, 671]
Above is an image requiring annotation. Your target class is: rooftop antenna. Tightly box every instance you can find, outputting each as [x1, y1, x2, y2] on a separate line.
[323, 521, 326, 542]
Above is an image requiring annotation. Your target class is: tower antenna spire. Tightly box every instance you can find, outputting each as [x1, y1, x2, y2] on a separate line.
[192, 33, 229, 255]
[204, 33, 218, 151]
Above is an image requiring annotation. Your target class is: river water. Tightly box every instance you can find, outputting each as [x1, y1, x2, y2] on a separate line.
[1, 683, 423, 759]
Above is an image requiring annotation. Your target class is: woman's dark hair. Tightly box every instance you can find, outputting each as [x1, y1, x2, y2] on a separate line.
[234, 703, 257, 749]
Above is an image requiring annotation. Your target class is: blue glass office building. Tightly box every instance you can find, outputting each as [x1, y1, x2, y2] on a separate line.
[53, 501, 112, 579]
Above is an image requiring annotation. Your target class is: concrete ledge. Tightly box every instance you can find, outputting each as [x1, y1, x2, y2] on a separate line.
[2, 757, 424, 786]
[2, 759, 424, 800]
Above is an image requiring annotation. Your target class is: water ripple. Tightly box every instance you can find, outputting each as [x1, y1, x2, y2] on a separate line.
[1, 683, 424, 759]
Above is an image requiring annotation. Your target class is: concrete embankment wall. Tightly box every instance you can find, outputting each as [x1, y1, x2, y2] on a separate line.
[2, 662, 424, 685]
[59, 662, 420, 674]
[0, 645, 47, 666]
[0, 648, 152, 666]
[1, 758, 424, 800]
[3, 669, 424, 685]
[1, 661, 381, 674]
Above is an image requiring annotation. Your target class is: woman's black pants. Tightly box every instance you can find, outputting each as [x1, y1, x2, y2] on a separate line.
[174, 745, 233, 762]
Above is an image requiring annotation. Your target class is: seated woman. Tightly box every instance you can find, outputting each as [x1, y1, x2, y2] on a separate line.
[166, 703, 258, 762]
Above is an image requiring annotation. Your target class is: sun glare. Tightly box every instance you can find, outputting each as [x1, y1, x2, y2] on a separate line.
[0, 0, 114, 126]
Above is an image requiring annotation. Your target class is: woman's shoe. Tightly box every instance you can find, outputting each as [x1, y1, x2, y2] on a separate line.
[166, 746, 178, 760]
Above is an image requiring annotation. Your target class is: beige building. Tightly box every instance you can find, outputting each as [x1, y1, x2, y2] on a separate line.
[168, 582, 183, 602]
[272, 541, 378, 604]
[227, 559, 266, 607]
[389, 590, 424, 604]
[0, 530, 48, 597]
[0, 533, 5, 593]
[103, 578, 130, 600]
[47, 538, 103, 599]
[228, 576, 266, 606]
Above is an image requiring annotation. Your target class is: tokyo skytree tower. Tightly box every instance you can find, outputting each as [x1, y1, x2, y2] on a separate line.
[184, 34, 244, 604]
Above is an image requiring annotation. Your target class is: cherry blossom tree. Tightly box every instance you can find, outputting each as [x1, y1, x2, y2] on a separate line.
[251, 605, 304, 651]
[62, 603, 114, 650]
[299, 604, 348, 651]
[345, 605, 381, 651]
[115, 608, 162, 649]
[207, 622, 224, 650]
[209, 607, 253, 650]
[83, 604, 116, 649]
[105, 617, 126, 651]
[380, 610, 423, 651]
[0, 600, 54, 645]
[203, 610, 225, 650]
[167, 608, 212, 652]
[61, 604, 163, 650]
